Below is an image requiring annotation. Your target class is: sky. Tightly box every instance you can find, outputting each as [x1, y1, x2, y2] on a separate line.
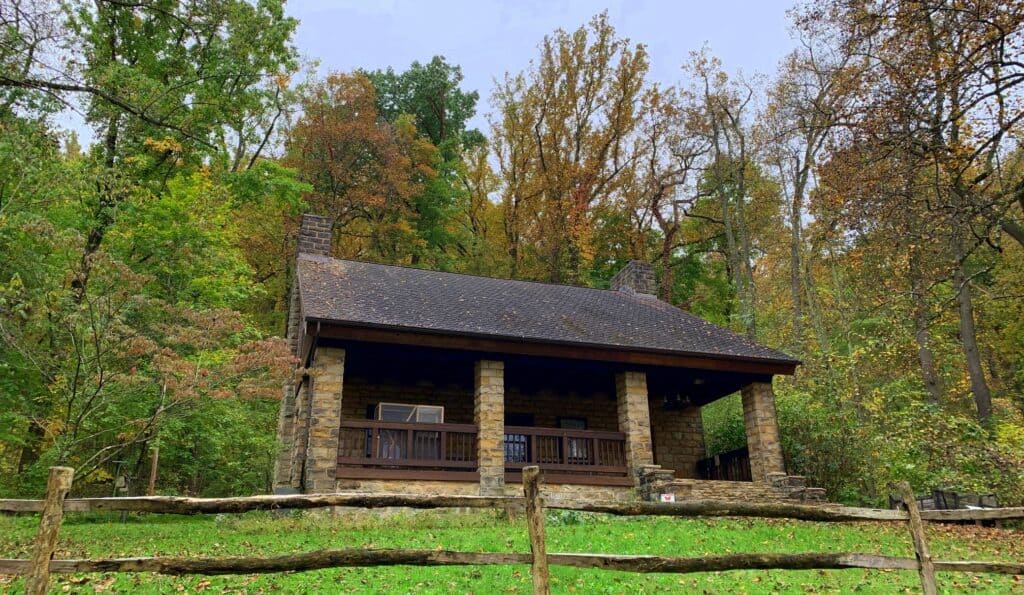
[288, 0, 799, 132]
[62, 0, 800, 145]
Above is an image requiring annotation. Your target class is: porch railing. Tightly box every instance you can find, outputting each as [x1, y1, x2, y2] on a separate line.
[337, 420, 479, 481]
[696, 446, 752, 482]
[504, 426, 631, 486]
[336, 421, 631, 486]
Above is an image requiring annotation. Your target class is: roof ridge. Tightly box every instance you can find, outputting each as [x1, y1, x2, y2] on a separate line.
[299, 253, 640, 296]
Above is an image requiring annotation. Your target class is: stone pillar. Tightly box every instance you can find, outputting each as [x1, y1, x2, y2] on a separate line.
[741, 381, 786, 482]
[474, 360, 505, 496]
[616, 371, 655, 484]
[303, 347, 345, 493]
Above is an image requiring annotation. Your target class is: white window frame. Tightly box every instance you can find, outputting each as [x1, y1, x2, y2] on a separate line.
[375, 402, 444, 423]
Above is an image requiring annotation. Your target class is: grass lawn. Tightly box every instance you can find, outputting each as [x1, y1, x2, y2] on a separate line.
[1, 509, 1022, 593]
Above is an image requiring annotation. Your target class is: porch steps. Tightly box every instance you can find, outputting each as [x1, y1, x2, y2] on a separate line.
[641, 466, 828, 504]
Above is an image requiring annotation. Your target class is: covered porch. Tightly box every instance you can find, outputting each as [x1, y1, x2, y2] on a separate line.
[282, 337, 787, 496]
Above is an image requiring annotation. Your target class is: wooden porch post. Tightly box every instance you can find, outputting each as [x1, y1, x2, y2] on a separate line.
[616, 371, 655, 485]
[474, 360, 505, 496]
[741, 380, 786, 482]
[304, 347, 345, 493]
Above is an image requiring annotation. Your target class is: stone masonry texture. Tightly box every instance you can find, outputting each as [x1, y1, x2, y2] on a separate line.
[273, 279, 302, 487]
[333, 479, 634, 503]
[742, 381, 786, 482]
[288, 380, 311, 489]
[304, 347, 345, 493]
[615, 371, 655, 484]
[610, 260, 656, 295]
[297, 213, 334, 257]
[649, 401, 705, 479]
[475, 360, 505, 496]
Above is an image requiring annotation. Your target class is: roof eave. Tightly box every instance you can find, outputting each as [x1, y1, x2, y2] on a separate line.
[305, 317, 800, 377]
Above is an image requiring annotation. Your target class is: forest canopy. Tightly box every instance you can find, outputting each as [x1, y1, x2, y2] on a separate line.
[1, 0, 1022, 505]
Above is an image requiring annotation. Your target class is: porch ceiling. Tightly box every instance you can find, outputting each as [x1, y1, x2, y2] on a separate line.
[327, 339, 765, 406]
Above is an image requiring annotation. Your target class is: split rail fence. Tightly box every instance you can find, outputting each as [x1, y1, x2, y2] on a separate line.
[2, 467, 1024, 594]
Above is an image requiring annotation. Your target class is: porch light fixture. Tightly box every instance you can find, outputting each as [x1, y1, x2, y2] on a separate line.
[662, 392, 690, 411]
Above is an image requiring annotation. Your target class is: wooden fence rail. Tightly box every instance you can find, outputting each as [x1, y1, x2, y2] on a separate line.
[1, 467, 1023, 594]
[7, 493, 1024, 522]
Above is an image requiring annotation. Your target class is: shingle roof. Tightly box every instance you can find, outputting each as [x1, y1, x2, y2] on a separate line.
[296, 255, 798, 368]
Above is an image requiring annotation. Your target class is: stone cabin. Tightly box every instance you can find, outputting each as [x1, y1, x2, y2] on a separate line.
[275, 214, 819, 502]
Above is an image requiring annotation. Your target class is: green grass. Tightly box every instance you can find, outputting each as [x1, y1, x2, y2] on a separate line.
[1, 510, 1022, 593]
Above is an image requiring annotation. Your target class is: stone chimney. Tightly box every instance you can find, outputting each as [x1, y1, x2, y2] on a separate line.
[296, 213, 334, 257]
[610, 260, 656, 296]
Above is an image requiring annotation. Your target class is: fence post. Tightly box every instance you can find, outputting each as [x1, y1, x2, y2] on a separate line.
[898, 481, 937, 595]
[25, 466, 74, 595]
[522, 466, 550, 595]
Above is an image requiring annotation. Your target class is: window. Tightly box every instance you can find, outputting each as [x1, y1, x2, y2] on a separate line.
[558, 417, 590, 464]
[374, 403, 444, 460]
[375, 402, 444, 423]
[504, 413, 534, 463]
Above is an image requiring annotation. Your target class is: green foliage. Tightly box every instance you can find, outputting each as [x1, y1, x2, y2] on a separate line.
[365, 56, 483, 151]
[1, 5, 1022, 509]
[701, 394, 746, 456]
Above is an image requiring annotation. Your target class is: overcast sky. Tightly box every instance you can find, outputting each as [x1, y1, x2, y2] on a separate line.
[62, 0, 799, 145]
[289, 0, 799, 132]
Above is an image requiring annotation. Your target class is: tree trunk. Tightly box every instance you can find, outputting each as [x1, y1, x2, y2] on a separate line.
[790, 171, 805, 344]
[148, 446, 159, 496]
[909, 252, 942, 404]
[657, 225, 677, 301]
[954, 262, 992, 423]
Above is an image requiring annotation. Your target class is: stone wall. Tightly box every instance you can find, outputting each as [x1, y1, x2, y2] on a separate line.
[741, 381, 786, 482]
[660, 479, 792, 502]
[338, 369, 616, 429]
[504, 386, 617, 430]
[273, 279, 303, 488]
[336, 479, 481, 495]
[341, 374, 475, 424]
[288, 380, 311, 489]
[333, 478, 633, 503]
[649, 402, 705, 479]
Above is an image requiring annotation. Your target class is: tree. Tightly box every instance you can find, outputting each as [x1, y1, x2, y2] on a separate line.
[759, 27, 855, 349]
[490, 12, 649, 283]
[365, 56, 483, 152]
[284, 72, 441, 263]
[684, 50, 766, 338]
[0, 0, 301, 494]
[806, 0, 1024, 422]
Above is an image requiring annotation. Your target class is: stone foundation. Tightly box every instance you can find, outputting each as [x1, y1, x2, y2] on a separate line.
[336, 479, 481, 495]
[333, 479, 633, 503]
